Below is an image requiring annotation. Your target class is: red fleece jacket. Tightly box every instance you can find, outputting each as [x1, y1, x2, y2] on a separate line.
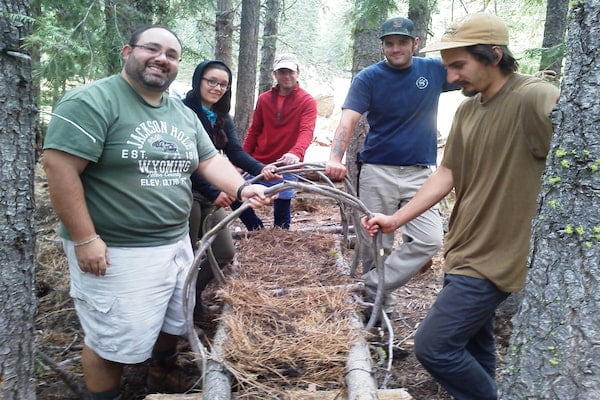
[243, 83, 317, 164]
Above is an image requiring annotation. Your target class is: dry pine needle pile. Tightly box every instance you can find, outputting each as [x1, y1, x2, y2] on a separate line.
[216, 229, 365, 397]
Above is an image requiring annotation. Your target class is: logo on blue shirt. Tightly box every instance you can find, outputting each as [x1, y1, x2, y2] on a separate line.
[416, 77, 429, 89]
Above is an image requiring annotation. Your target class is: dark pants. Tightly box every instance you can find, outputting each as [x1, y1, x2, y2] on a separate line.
[235, 198, 291, 230]
[414, 274, 510, 400]
[233, 201, 264, 230]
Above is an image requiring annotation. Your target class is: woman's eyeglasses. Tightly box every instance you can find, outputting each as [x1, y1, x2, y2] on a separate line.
[202, 78, 230, 91]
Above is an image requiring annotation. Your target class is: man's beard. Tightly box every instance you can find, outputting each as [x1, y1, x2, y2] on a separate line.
[461, 88, 478, 97]
[125, 61, 175, 92]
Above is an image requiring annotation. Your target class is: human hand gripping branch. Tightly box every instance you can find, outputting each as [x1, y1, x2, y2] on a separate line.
[260, 164, 282, 181]
[214, 163, 280, 207]
[361, 213, 402, 236]
[362, 166, 455, 237]
[236, 182, 273, 208]
[278, 152, 300, 165]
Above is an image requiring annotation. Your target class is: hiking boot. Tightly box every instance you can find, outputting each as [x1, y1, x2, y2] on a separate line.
[146, 354, 199, 394]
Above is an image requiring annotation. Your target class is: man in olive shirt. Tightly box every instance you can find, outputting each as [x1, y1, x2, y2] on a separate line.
[362, 13, 559, 399]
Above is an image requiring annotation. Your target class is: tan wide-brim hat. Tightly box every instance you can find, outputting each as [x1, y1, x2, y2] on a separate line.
[421, 12, 509, 53]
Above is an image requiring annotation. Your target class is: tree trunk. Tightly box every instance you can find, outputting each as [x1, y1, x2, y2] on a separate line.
[0, 0, 37, 398]
[540, 0, 569, 75]
[346, 14, 384, 191]
[258, 0, 281, 94]
[409, 0, 432, 55]
[30, 0, 42, 159]
[215, 0, 234, 66]
[233, 0, 260, 142]
[500, 1, 600, 398]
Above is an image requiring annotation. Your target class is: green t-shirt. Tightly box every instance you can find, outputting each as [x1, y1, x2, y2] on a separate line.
[441, 73, 559, 292]
[43, 75, 217, 246]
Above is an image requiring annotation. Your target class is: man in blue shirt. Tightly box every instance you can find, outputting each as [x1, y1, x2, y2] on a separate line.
[326, 17, 456, 319]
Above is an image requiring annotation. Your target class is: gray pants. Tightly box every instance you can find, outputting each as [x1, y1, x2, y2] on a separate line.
[358, 164, 443, 311]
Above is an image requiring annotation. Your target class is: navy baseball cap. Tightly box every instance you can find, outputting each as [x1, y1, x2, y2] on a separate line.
[380, 17, 416, 39]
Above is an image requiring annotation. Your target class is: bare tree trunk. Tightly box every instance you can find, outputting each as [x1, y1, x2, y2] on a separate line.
[233, 0, 260, 142]
[30, 0, 43, 159]
[540, 0, 569, 75]
[215, 0, 235, 66]
[409, 0, 432, 55]
[500, 1, 600, 398]
[0, 0, 37, 398]
[258, 0, 281, 94]
[346, 15, 383, 191]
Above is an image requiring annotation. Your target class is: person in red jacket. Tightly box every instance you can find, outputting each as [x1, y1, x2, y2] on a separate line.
[241, 53, 317, 229]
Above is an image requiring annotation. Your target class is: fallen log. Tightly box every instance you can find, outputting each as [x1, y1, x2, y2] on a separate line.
[202, 306, 232, 400]
[345, 314, 379, 399]
[144, 388, 413, 399]
[230, 223, 355, 240]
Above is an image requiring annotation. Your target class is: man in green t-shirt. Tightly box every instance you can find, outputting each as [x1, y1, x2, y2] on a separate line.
[43, 26, 271, 399]
[361, 13, 559, 399]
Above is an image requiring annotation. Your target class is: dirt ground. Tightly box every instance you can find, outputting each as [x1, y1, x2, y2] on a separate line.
[34, 167, 513, 400]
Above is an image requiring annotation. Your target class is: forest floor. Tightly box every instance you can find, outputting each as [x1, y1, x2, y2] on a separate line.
[34, 163, 513, 400]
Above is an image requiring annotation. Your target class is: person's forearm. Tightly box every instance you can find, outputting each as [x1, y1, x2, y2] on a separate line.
[289, 128, 314, 159]
[329, 124, 351, 163]
[328, 109, 361, 162]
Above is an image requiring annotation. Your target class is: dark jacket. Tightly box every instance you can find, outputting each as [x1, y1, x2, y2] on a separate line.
[183, 60, 264, 201]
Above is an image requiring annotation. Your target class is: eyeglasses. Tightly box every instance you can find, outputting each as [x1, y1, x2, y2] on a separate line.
[130, 44, 181, 63]
[202, 78, 230, 91]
